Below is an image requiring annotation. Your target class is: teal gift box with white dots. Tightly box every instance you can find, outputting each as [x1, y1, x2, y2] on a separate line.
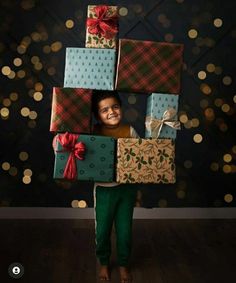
[63, 48, 116, 90]
[53, 135, 116, 182]
[145, 93, 179, 139]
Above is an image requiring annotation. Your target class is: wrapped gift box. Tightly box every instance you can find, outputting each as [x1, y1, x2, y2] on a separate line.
[116, 138, 176, 184]
[115, 39, 184, 94]
[145, 93, 180, 139]
[86, 5, 118, 49]
[50, 87, 92, 133]
[54, 133, 116, 182]
[64, 47, 116, 90]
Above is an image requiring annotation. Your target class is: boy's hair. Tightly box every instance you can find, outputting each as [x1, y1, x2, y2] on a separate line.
[91, 90, 122, 118]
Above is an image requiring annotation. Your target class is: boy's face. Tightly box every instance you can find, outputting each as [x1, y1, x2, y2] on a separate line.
[97, 97, 122, 128]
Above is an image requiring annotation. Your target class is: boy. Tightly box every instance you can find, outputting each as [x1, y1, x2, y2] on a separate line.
[92, 91, 139, 283]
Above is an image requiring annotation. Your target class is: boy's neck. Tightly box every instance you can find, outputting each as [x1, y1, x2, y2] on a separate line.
[101, 123, 121, 129]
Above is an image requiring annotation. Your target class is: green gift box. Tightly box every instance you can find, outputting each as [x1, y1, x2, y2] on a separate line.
[53, 134, 116, 182]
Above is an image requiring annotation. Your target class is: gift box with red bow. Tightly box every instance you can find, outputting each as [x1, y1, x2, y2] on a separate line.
[53, 133, 116, 182]
[86, 5, 118, 49]
[145, 93, 181, 139]
[115, 39, 184, 94]
[50, 87, 92, 133]
[116, 138, 176, 184]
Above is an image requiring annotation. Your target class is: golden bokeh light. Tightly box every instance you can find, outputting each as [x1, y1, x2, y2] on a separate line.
[78, 200, 87, 208]
[224, 194, 233, 203]
[119, 7, 128, 16]
[179, 114, 188, 123]
[214, 98, 223, 107]
[232, 145, 236, 154]
[210, 162, 219, 171]
[219, 123, 228, 132]
[223, 154, 232, 163]
[17, 70, 26, 79]
[198, 70, 206, 80]
[0, 107, 9, 118]
[24, 169, 33, 176]
[13, 58, 22, 67]
[35, 82, 43, 91]
[9, 167, 18, 176]
[3, 98, 11, 107]
[21, 107, 30, 117]
[17, 45, 27, 54]
[214, 18, 223, 28]
[184, 120, 192, 129]
[31, 56, 40, 64]
[223, 165, 231, 173]
[128, 95, 136, 104]
[8, 71, 16, 79]
[23, 176, 31, 184]
[204, 108, 215, 121]
[206, 63, 215, 73]
[43, 45, 51, 54]
[193, 134, 203, 143]
[71, 200, 79, 208]
[222, 76, 232, 86]
[191, 118, 200, 127]
[65, 20, 74, 29]
[31, 32, 41, 42]
[51, 41, 63, 52]
[2, 66, 11, 76]
[19, 151, 29, 161]
[188, 29, 198, 38]
[233, 95, 236, 103]
[200, 83, 212, 95]
[2, 162, 10, 171]
[33, 92, 43, 101]
[47, 67, 56, 75]
[29, 111, 37, 120]
[34, 62, 43, 70]
[28, 120, 37, 128]
[221, 104, 230, 113]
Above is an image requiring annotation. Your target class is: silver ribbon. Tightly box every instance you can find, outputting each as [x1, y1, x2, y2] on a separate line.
[145, 107, 181, 138]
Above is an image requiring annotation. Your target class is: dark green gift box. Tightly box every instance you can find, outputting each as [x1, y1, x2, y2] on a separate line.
[53, 134, 116, 182]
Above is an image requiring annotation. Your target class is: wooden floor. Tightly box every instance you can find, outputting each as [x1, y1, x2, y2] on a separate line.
[0, 219, 236, 283]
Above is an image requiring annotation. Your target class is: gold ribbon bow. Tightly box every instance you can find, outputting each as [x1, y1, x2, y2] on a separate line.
[145, 108, 181, 138]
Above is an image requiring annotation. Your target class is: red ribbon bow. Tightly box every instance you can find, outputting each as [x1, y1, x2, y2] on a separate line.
[86, 5, 118, 39]
[54, 132, 86, 180]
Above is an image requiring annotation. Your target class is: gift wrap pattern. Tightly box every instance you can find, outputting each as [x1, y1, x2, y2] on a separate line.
[50, 87, 92, 133]
[115, 39, 184, 94]
[145, 93, 179, 139]
[86, 5, 118, 49]
[64, 48, 116, 90]
[116, 138, 176, 184]
[54, 135, 116, 182]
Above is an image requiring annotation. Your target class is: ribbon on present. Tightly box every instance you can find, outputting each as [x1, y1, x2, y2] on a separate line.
[86, 5, 118, 39]
[54, 132, 86, 180]
[145, 108, 181, 138]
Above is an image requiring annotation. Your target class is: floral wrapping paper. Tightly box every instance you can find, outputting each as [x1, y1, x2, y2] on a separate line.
[116, 138, 176, 184]
[85, 5, 118, 49]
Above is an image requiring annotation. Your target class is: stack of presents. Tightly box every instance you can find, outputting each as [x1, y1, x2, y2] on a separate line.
[50, 5, 184, 184]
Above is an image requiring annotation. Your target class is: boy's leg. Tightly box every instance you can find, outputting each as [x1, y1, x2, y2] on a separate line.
[94, 186, 118, 266]
[114, 185, 137, 267]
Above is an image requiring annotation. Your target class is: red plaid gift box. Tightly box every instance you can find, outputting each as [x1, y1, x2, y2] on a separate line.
[50, 87, 92, 133]
[115, 39, 184, 94]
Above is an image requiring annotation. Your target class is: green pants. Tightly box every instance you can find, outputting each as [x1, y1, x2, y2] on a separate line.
[94, 184, 137, 266]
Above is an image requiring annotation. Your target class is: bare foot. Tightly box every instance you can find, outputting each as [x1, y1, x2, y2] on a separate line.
[99, 265, 110, 281]
[119, 266, 132, 283]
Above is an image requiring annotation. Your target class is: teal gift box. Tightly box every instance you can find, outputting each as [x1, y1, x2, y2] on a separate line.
[64, 48, 116, 90]
[145, 93, 180, 139]
[53, 134, 116, 182]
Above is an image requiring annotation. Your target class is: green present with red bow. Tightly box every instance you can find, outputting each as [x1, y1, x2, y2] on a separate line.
[53, 132, 116, 182]
[85, 5, 118, 49]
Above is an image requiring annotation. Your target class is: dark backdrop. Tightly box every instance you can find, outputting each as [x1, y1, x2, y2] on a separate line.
[0, 0, 235, 208]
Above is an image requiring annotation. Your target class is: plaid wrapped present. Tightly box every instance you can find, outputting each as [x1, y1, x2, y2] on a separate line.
[86, 5, 118, 49]
[115, 39, 184, 94]
[64, 47, 116, 90]
[145, 93, 181, 139]
[116, 138, 176, 184]
[53, 133, 116, 182]
[50, 87, 92, 133]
